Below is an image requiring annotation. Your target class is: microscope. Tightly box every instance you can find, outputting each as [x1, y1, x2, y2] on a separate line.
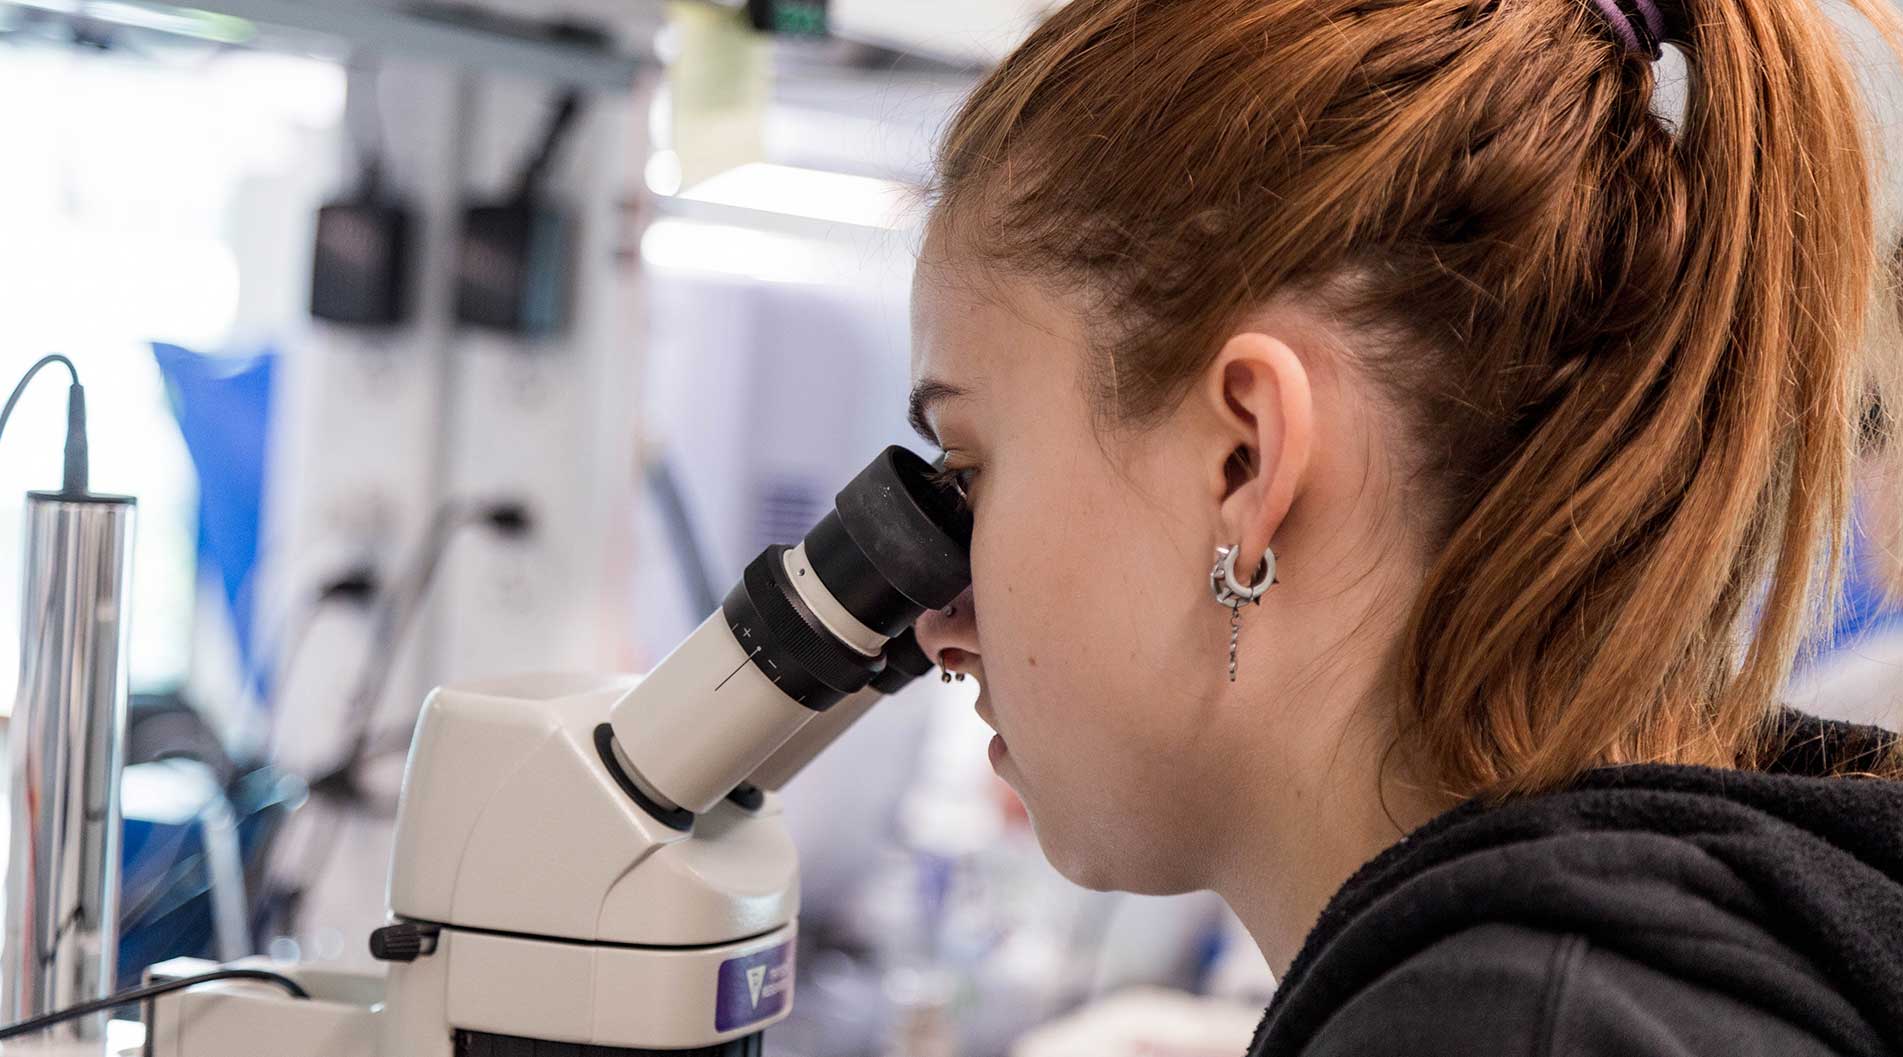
[140, 446, 971, 1056]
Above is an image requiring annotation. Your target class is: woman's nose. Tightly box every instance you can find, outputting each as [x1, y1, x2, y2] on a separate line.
[913, 586, 978, 667]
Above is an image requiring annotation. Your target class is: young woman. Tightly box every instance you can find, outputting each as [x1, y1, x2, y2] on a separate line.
[907, 0, 1903, 1052]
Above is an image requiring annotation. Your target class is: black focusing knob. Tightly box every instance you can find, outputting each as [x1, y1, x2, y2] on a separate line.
[369, 921, 441, 963]
[726, 782, 766, 812]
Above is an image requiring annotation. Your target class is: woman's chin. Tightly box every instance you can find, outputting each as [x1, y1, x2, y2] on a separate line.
[1014, 803, 1108, 891]
[1038, 837, 1129, 893]
[1018, 795, 1205, 897]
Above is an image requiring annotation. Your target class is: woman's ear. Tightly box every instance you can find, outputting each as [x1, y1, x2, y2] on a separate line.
[1205, 332, 1314, 584]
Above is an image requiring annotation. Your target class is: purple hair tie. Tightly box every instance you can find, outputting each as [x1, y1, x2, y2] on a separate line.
[1587, 0, 1667, 60]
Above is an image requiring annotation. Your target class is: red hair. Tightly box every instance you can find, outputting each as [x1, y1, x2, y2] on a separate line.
[931, 0, 1903, 796]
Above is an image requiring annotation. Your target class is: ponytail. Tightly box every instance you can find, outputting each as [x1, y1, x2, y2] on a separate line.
[1414, 0, 1903, 793]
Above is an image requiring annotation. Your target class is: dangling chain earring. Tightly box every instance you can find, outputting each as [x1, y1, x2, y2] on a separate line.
[1210, 544, 1278, 682]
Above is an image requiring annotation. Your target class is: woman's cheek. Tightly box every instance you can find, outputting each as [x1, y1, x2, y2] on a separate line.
[966, 504, 1029, 671]
[970, 473, 1084, 672]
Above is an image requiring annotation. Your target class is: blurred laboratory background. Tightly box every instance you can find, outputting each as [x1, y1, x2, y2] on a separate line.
[0, 0, 1895, 1054]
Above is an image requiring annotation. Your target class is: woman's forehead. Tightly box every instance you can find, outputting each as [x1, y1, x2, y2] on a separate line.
[911, 270, 994, 374]
[913, 257, 1083, 374]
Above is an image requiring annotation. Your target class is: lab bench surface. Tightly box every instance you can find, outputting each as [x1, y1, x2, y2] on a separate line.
[0, 1020, 144, 1055]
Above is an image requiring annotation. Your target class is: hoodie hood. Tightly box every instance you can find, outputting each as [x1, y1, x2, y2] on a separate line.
[1250, 711, 1903, 1056]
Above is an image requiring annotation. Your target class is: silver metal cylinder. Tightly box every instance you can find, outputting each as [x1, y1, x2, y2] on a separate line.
[3, 491, 136, 1039]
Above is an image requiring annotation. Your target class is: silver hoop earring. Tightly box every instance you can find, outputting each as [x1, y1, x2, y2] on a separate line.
[1210, 544, 1278, 682]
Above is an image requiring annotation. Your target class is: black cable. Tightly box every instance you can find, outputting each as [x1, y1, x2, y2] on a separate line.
[644, 456, 720, 617]
[511, 91, 583, 202]
[265, 500, 531, 937]
[344, 56, 389, 201]
[0, 353, 88, 495]
[0, 354, 76, 444]
[245, 566, 380, 716]
[0, 968, 308, 1041]
[320, 499, 532, 784]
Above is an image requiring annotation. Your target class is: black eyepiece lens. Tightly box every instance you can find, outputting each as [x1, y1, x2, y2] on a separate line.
[804, 446, 973, 637]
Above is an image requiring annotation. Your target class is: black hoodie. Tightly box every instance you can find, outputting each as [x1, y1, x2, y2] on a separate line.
[1247, 712, 1903, 1056]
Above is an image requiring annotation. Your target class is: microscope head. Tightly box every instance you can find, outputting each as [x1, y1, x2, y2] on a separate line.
[607, 446, 972, 820]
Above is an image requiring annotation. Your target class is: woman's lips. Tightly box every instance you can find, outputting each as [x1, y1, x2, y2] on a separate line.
[976, 693, 1007, 767]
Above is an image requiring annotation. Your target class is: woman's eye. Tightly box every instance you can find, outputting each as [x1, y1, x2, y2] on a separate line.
[929, 462, 980, 504]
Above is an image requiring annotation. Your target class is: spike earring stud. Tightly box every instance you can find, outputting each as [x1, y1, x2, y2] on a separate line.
[937, 606, 958, 683]
[1210, 544, 1278, 682]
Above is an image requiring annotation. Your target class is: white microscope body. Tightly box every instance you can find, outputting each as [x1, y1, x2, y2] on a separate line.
[142, 447, 965, 1056]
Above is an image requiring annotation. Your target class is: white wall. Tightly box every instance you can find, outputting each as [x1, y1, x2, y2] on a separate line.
[260, 58, 652, 958]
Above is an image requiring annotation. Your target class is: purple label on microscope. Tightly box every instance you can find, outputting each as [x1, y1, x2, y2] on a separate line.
[715, 941, 794, 1032]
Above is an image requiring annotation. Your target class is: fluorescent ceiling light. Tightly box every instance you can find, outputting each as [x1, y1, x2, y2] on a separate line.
[641, 219, 913, 289]
[0, 0, 253, 42]
[1, 0, 80, 15]
[643, 220, 832, 285]
[828, 0, 1055, 65]
[678, 162, 919, 231]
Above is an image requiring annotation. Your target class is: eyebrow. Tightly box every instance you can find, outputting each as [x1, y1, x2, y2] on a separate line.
[907, 379, 968, 446]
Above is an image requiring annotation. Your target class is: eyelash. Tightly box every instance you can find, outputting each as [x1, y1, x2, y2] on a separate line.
[928, 461, 979, 506]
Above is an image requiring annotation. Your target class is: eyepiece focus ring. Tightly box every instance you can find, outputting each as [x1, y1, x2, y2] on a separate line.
[723, 545, 881, 711]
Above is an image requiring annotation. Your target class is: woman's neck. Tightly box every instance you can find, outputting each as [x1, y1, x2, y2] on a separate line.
[1210, 674, 1451, 977]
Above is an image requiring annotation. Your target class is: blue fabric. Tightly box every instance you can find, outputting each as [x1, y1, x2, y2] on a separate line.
[1830, 512, 1903, 648]
[1792, 499, 1903, 676]
[117, 767, 303, 987]
[150, 343, 274, 685]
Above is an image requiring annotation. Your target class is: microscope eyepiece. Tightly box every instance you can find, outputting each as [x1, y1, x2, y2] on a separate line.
[610, 445, 973, 817]
[719, 446, 973, 711]
[804, 446, 973, 637]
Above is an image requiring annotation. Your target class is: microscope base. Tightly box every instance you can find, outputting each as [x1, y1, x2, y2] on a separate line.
[144, 920, 795, 1056]
[456, 1029, 765, 1056]
[142, 957, 381, 1057]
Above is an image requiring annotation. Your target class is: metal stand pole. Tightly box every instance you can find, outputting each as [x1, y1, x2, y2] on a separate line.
[3, 491, 136, 1040]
